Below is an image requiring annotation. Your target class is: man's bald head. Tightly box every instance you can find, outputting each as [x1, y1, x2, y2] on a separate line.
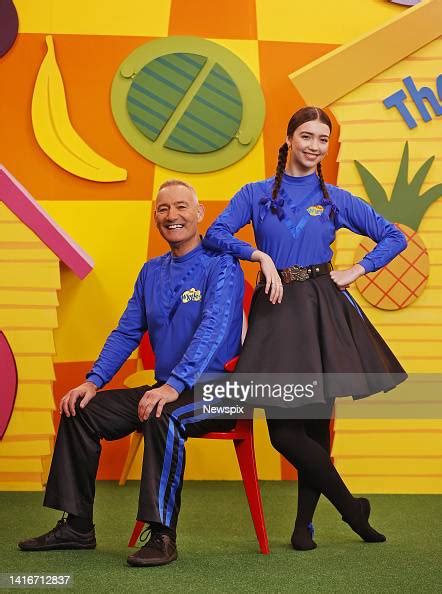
[156, 179, 199, 207]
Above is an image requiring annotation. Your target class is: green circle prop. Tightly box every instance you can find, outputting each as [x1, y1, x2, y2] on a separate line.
[111, 36, 265, 173]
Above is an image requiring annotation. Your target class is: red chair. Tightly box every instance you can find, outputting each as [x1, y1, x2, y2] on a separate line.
[121, 357, 270, 555]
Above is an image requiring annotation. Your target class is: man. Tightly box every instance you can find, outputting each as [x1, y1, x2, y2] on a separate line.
[18, 180, 244, 567]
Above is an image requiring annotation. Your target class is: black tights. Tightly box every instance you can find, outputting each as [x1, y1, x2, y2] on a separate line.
[296, 417, 331, 527]
[267, 416, 356, 523]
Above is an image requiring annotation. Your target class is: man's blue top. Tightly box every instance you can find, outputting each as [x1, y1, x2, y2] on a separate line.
[204, 172, 407, 272]
[86, 244, 244, 393]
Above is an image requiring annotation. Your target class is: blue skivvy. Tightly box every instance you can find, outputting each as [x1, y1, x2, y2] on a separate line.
[203, 171, 407, 271]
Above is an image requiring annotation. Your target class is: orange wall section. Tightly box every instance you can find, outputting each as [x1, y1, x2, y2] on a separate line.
[169, 0, 257, 39]
[258, 41, 340, 183]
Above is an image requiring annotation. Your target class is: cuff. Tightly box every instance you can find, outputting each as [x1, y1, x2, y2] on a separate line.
[239, 245, 255, 261]
[166, 376, 187, 394]
[85, 373, 104, 389]
[358, 257, 375, 274]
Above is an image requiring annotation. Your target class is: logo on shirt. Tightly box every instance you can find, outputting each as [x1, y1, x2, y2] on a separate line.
[181, 288, 202, 303]
[306, 205, 324, 216]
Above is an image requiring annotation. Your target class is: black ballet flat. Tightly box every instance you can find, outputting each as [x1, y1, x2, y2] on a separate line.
[291, 522, 317, 551]
[342, 497, 386, 543]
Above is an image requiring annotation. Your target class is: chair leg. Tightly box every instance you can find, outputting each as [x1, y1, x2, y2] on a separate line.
[128, 520, 145, 547]
[234, 436, 270, 554]
[119, 432, 143, 486]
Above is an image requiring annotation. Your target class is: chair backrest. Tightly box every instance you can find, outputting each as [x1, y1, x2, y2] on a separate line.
[233, 418, 253, 433]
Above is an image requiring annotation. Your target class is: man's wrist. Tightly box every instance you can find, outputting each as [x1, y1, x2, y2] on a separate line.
[166, 376, 186, 394]
[85, 380, 98, 389]
[165, 384, 179, 397]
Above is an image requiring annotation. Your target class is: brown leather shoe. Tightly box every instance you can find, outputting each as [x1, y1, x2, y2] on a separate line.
[127, 530, 177, 567]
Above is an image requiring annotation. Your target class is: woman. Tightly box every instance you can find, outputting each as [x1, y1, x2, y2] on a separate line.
[204, 107, 407, 550]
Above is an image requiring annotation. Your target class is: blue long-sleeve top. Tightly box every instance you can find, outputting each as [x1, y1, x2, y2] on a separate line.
[86, 244, 244, 393]
[203, 172, 407, 272]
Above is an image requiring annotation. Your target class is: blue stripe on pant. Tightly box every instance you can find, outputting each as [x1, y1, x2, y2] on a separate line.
[137, 390, 236, 529]
[158, 402, 209, 527]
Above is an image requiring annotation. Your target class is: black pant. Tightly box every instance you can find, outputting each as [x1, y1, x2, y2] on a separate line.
[44, 385, 235, 529]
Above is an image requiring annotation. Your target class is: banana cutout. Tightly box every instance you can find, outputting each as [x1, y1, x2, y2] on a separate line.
[32, 36, 127, 183]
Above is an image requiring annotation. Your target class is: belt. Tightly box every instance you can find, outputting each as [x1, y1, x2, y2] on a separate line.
[258, 262, 332, 285]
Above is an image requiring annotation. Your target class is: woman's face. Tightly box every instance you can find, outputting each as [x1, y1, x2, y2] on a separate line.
[287, 119, 330, 174]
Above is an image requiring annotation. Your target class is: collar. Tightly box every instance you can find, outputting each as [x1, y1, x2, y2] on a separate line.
[282, 171, 319, 186]
[170, 240, 203, 263]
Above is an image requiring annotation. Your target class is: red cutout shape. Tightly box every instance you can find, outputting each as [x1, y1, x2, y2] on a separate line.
[0, 330, 18, 439]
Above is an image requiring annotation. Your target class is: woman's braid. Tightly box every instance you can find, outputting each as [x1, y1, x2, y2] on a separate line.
[271, 143, 289, 202]
[316, 162, 330, 203]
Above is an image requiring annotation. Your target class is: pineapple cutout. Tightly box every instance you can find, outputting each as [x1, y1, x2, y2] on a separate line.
[353, 142, 442, 310]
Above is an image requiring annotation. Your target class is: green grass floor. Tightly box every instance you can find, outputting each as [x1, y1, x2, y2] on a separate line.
[1, 482, 441, 593]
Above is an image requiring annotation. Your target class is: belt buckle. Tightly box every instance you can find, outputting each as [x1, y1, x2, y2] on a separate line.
[293, 266, 310, 282]
[282, 266, 310, 283]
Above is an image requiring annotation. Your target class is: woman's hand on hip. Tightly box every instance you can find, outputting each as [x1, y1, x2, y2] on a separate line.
[251, 250, 283, 304]
[330, 264, 365, 291]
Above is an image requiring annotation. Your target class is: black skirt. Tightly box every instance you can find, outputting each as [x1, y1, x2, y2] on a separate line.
[235, 273, 407, 403]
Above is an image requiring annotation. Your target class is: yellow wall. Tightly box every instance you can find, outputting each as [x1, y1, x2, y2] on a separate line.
[331, 37, 442, 493]
[0, 207, 58, 490]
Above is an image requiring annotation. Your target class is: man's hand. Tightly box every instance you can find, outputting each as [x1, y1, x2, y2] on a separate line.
[251, 250, 283, 304]
[138, 384, 179, 421]
[59, 381, 98, 417]
[330, 264, 366, 291]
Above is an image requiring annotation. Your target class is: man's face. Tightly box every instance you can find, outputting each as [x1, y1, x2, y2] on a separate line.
[154, 184, 204, 247]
